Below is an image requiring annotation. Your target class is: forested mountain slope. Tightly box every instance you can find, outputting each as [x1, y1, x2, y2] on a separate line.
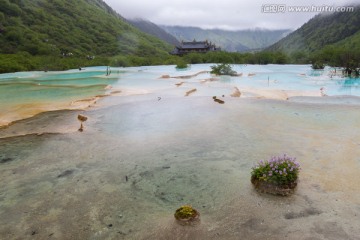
[0, 0, 172, 72]
[267, 6, 360, 54]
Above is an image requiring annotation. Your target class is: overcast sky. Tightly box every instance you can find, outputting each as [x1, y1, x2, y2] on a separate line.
[104, 0, 356, 30]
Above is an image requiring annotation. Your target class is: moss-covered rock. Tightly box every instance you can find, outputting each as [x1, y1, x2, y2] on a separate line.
[174, 205, 200, 226]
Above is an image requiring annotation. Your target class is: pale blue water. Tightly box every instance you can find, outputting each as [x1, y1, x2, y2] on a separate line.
[117, 64, 360, 100]
[1, 64, 359, 105]
[230, 64, 360, 96]
[1, 64, 359, 127]
[0, 67, 120, 125]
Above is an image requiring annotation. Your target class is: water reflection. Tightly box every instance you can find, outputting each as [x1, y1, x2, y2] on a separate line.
[336, 77, 360, 95]
[309, 69, 325, 77]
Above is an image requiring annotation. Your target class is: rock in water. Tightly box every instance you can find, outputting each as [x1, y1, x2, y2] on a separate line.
[77, 114, 88, 132]
[185, 88, 197, 96]
[213, 96, 225, 104]
[78, 114, 88, 122]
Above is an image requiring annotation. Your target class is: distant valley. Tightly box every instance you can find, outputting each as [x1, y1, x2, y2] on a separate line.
[160, 25, 291, 52]
[127, 18, 292, 52]
[127, 19, 180, 46]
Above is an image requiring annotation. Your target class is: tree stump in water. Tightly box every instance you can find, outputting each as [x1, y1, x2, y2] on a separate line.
[77, 114, 88, 132]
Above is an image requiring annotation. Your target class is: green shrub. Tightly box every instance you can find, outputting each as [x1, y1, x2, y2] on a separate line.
[251, 154, 301, 185]
[312, 61, 325, 69]
[175, 61, 188, 69]
[210, 63, 237, 76]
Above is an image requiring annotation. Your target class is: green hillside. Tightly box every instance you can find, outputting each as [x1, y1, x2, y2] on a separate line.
[310, 30, 360, 72]
[332, 29, 360, 50]
[0, 0, 172, 72]
[267, 6, 360, 54]
[265, 5, 360, 75]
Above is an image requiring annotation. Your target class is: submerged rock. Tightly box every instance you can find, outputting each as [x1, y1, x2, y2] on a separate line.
[213, 96, 225, 104]
[185, 88, 197, 96]
[57, 169, 75, 178]
[0, 157, 14, 164]
[175, 82, 184, 87]
[251, 175, 297, 196]
[230, 87, 241, 97]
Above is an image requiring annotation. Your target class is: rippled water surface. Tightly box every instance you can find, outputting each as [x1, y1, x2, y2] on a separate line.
[0, 65, 360, 239]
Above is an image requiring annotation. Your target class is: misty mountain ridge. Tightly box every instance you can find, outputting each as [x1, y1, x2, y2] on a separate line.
[160, 25, 291, 52]
[127, 18, 180, 46]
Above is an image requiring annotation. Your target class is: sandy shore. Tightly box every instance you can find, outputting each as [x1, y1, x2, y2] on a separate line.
[0, 88, 127, 129]
[0, 96, 101, 129]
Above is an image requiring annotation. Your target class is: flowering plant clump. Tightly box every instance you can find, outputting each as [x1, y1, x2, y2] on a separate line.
[251, 154, 300, 186]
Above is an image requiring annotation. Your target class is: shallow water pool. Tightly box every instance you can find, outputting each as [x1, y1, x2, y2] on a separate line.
[0, 65, 360, 239]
